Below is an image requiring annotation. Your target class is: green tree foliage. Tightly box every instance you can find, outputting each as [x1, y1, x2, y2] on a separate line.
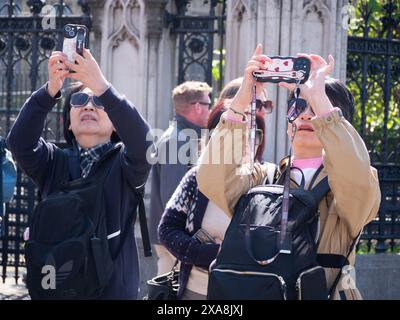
[347, 0, 400, 164]
[211, 48, 225, 99]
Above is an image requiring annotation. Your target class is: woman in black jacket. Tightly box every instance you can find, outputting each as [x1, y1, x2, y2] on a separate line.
[7, 49, 153, 299]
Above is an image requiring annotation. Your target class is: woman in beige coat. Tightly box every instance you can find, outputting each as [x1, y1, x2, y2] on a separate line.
[197, 44, 381, 300]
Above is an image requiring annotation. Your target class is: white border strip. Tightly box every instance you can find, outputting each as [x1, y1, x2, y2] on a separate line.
[107, 230, 121, 240]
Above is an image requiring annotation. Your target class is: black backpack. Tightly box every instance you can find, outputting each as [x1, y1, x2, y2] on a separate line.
[207, 166, 332, 300]
[25, 146, 151, 299]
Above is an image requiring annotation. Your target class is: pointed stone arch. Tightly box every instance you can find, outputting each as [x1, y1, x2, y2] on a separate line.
[300, 0, 332, 57]
[231, 0, 252, 22]
[225, 0, 256, 81]
[100, 0, 144, 109]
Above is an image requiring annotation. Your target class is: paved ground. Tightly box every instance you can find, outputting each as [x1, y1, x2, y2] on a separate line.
[0, 268, 30, 300]
[0, 238, 158, 300]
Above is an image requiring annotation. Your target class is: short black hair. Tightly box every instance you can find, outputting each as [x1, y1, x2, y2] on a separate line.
[218, 77, 242, 100]
[288, 78, 355, 122]
[324, 78, 354, 121]
[62, 82, 121, 146]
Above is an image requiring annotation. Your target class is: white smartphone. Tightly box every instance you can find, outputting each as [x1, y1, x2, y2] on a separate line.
[62, 24, 88, 64]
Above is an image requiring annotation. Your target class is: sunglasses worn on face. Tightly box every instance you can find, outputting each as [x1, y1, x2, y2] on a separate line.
[191, 101, 212, 110]
[287, 98, 307, 122]
[256, 99, 273, 114]
[71, 92, 104, 109]
[287, 87, 316, 122]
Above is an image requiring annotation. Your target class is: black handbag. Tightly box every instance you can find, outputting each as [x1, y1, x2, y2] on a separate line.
[145, 261, 179, 300]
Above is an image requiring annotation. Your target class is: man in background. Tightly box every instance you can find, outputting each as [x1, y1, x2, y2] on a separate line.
[150, 81, 212, 275]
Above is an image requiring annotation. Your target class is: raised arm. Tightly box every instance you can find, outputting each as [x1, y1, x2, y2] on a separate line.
[197, 44, 271, 216]
[279, 53, 381, 237]
[158, 168, 220, 268]
[313, 111, 380, 237]
[197, 118, 267, 216]
[66, 49, 153, 189]
[6, 52, 69, 190]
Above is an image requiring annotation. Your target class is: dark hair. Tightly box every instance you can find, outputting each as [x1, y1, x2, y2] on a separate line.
[208, 77, 243, 130]
[207, 99, 227, 130]
[62, 82, 121, 146]
[218, 77, 242, 100]
[288, 78, 354, 122]
[207, 98, 266, 162]
[324, 78, 354, 121]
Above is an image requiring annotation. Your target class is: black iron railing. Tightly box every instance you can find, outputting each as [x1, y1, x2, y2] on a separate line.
[165, 0, 226, 92]
[346, 0, 400, 253]
[0, 0, 91, 283]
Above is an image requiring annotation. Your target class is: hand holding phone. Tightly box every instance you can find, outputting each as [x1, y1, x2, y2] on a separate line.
[62, 24, 88, 64]
[47, 51, 69, 97]
[252, 56, 311, 84]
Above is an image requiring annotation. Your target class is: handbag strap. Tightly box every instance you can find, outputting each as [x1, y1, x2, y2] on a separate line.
[279, 131, 294, 254]
[307, 164, 325, 190]
[328, 230, 361, 299]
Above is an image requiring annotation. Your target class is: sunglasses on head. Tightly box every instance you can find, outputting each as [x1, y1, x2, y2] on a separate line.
[70, 92, 104, 109]
[256, 99, 273, 114]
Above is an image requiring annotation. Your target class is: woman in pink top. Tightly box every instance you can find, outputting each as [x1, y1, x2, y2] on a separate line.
[196, 44, 381, 300]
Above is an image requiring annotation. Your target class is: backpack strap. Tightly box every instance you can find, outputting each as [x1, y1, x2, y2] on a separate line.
[290, 166, 306, 189]
[316, 254, 349, 269]
[113, 183, 152, 259]
[327, 231, 362, 299]
[137, 186, 152, 257]
[98, 147, 152, 258]
[307, 164, 325, 190]
[307, 164, 362, 299]
[275, 164, 305, 188]
[310, 176, 330, 204]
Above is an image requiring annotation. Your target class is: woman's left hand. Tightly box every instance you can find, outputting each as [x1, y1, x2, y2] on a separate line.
[65, 48, 110, 96]
[279, 54, 335, 116]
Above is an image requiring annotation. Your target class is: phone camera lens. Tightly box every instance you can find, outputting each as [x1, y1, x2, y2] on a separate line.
[65, 26, 71, 32]
[69, 31, 75, 37]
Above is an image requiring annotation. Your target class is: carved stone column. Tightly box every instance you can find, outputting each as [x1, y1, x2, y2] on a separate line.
[98, 0, 144, 112]
[86, 0, 106, 62]
[144, 0, 169, 129]
[91, 0, 173, 128]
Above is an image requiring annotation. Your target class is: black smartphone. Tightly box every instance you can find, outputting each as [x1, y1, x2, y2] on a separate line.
[62, 24, 89, 64]
[252, 56, 311, 84]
